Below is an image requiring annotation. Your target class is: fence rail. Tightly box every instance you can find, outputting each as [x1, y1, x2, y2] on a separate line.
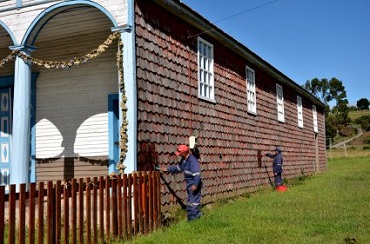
[0, 171, 161, 243]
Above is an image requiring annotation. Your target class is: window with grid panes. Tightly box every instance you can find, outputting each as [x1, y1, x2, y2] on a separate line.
[297, 96, 303, 127]
[276, 84, 285, 122]
[246, 66, 256, 114]
[197, 37, 214, 101]
[313, 105, 318, 133]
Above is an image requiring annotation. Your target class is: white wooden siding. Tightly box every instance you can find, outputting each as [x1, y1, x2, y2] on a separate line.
[35, 43, 118, 159]
[0, 0, 128, 44]
[0, 0, 17, 9]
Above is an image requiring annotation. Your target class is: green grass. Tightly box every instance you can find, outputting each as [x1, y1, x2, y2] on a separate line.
[122, 156, 370, 244]
[328, 147, 370, 159]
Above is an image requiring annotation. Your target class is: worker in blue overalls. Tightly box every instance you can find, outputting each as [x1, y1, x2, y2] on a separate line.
[162, 144, 202, 221]
[265, 147, 284, 187]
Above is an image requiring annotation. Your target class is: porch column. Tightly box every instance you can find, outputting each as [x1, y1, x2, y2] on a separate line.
[112, 22, 137, 174]
[10, 45, 35, 185]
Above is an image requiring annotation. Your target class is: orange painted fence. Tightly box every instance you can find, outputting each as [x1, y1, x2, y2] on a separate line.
[0, 171, 161, 243]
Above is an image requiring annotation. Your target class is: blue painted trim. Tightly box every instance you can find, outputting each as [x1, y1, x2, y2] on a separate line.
[16, 0, 22, 8]
[0, 20, 17, 45]
[30, 73, 39, 183]
[10, 55, 33, 185]
[0, 76, 13, 188]
[108, 94, 119, 174]
[0, 76, 14, 87]
[22, 0, 119, 45]
[128, 0, 134, 27]
[0, 74, 35, 185]
[121, 0, 137, 173]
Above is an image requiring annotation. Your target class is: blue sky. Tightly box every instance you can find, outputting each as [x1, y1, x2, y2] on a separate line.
[181, 0, 370, 106]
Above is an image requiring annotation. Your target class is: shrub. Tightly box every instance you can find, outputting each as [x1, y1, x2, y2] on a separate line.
[355, 115, 370, 131]
[363, 138, 370, 145]
[338, 126, 355, 137]
[363, 145, 370, 150]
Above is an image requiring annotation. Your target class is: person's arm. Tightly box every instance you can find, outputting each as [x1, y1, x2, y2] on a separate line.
[167, 164, 182, 173]
[161, 159, 183, 173]
[265, 153, 274, 159]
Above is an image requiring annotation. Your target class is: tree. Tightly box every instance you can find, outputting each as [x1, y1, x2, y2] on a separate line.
[303, 77, 347, 109]
[355, 115, 370, 131]
[325, 114, 337, 139]
[303, 78, 330, 104]
[356, 98, 369, 110]
[348, 105, 358, 112]
[303, 77, 349, 139]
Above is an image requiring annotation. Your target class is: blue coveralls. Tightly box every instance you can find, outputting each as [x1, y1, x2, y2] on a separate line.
[265, 152, 283, 187]
[168, 154, 202, 221]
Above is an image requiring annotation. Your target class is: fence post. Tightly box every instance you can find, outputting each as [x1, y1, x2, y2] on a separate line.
[112, 176, 118, 237]
[79, 178, 84, 244]
[71, 179, 77, 244]
[123, 174, 129, 239]
[0, 186, 4, 242]
[127, 174, 132, 240]
[28, 183, 36, 244]
[117, 175, 123, 237]
[38, 182, 44, 244]
[19, 184, 27, 244]
[148, 171, 153, 232]
[0, 186, 5, 241]
[99, 176, 104, 240]
[93, 177, 98, 244]
[105, 175, 110, 239]
[143, 172, 149, 234]
[156, 171, 161, 227]
[133, 173, 139, 235]
[47, 181, 55, 244]
[86, 177, 92, 244]
[55, 181, 62, 244]
[63, 181, 70, 244]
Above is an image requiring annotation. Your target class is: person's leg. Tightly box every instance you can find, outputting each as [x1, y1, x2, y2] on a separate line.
[187, 189, 197, 220]
[187, 187, 202, 221]
[274, 172, 282, 186]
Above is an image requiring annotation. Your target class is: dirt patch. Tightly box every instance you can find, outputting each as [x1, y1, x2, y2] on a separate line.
[349, 131, 370, 145]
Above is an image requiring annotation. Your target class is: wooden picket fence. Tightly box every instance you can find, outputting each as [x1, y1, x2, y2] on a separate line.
[0, 171, 161, 243]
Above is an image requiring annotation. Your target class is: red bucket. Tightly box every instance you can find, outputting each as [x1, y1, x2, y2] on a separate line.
[276, 185, 287, 192]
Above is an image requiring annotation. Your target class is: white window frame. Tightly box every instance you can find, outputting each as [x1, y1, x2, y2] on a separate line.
[246, 66, 257, 114]
[297, 96, 303, 128]
[197, 37, 214, 101]
[313, 105, 318, 133]
[276, 84, 285, 122]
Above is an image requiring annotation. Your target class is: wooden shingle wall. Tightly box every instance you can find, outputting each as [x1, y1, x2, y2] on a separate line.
[135, 0, 326, 212]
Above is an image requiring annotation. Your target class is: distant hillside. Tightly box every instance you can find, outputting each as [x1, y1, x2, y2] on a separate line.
[349, 131, 370, 145]
[331, 110, 370, 147]
[349, 110, 370, 121]
[347, 110, 370, 146]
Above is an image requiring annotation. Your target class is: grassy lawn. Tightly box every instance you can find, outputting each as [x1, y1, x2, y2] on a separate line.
[124, 154, 370, 244]
[327, 147, 370, 160]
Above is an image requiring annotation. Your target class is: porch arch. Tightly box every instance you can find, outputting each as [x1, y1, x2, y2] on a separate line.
[0, 20, 17, 45]
[11, 1, 132, 183]
[22, 0, 119, 46]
